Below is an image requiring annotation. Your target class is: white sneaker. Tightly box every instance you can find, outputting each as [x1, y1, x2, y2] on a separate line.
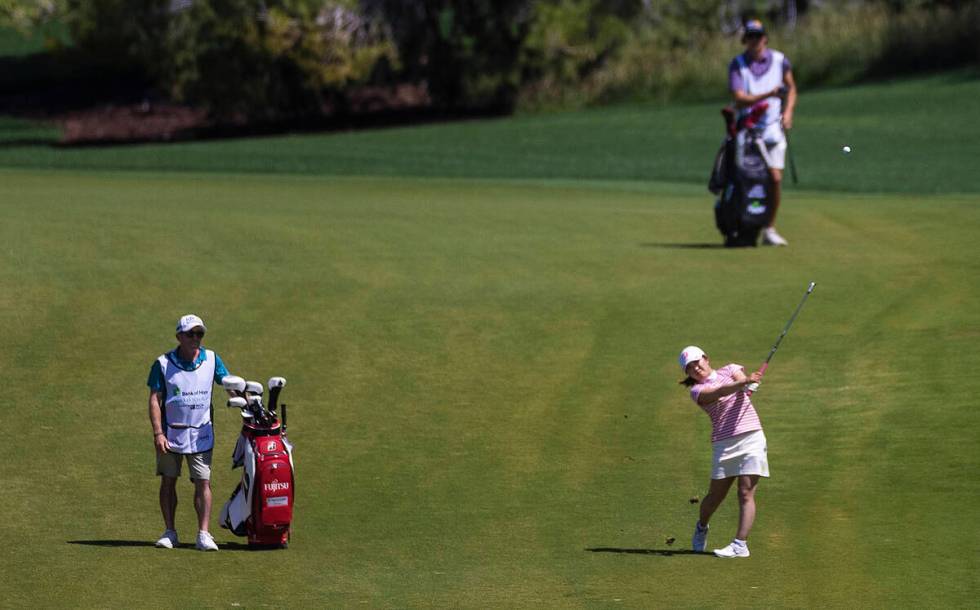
[762, 227, 788, 246]
[196, 530, 219, 551]
[692, 522, 709, 552]
[155, 529, 178, 549]
[714, 541, 750, 558]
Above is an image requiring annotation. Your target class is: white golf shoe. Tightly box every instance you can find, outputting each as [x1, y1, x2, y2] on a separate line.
[196, 530, 219, 551]
[762, 227, 789, 246]
[155, 529, 178, 549]
[714, 540, 750, 558]
[691, 522, 709, 552]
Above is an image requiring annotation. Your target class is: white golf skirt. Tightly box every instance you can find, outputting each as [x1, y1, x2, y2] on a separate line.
[711, 429, 769, 480]
[760, 123, 787, 170]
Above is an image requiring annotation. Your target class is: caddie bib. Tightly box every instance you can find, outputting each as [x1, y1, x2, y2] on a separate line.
[737, 50, 785, 143]
[159, 349, 216, 454]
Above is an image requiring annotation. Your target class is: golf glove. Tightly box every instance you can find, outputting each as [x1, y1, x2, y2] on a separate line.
[745, 382, 760, 393]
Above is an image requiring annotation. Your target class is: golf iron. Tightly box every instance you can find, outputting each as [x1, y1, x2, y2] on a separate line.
[748, 282, 815, 395]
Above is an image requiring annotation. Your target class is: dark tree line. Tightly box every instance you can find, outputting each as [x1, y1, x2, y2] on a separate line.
[2, 1, 977, 119]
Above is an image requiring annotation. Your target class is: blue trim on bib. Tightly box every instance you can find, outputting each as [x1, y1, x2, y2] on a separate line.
[148, 348, 230, 391]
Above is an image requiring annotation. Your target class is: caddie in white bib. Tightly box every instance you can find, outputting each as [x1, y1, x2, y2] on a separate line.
[148, 313, 234, 551]
[726, 18, 798, 248]
[735, 49, 786, 144]
[159, 349, 216, 454]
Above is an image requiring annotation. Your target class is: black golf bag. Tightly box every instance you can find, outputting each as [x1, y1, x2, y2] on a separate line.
[709, 102, 775, 247]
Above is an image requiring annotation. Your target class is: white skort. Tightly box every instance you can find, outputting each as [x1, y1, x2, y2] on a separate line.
[711, 429, 769, 480]
[760, 123, 787, 170]
[763, 139, 787, 170]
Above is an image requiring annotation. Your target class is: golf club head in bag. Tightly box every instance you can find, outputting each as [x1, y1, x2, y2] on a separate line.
[243, 381, 265, 419]
[220, 374, 295, 548]
[711, 101, 775, 247]
[740, 101, 769, 132]
[227, 396, 252, 420]
[244, 394, 267, 422]
[222, 375, 247, 396]
[709, 104, 745, 195]
[267, 377, 287, 413]
[721, 105, 737, 137]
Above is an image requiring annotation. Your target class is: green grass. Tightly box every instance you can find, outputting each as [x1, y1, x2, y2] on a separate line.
[1, 71, 979, 607]
[0, 115, 61, 144]
[1, 70, 979, 193]
[0, 168, 977, 608]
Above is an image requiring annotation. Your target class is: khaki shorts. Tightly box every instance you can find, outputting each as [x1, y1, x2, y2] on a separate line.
[157, 450, 212, 480]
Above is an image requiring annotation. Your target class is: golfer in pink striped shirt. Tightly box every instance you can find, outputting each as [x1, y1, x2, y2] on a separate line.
[679, 345, 766, 559]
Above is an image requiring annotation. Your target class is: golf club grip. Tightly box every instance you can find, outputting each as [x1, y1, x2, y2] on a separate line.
[745, 362, 768, 397]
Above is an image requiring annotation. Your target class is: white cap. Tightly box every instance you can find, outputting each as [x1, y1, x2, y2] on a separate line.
[678, 345, 706, 372]
[176, 314, 207, 333]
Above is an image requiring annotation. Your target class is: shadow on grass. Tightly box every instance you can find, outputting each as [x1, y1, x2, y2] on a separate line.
[639, 243, 724, 249]
[220, 541, 286, 551]
[67, 540, 281, 551]
[586, 547, 711, 557]
[68, 540, 160, 548]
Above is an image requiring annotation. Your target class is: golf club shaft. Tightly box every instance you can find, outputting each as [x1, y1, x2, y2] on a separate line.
[777, 86, 798, 185]
[786, 133, 799, 184]
[763, 281, 815, 368]
[747, 282, 815, 396]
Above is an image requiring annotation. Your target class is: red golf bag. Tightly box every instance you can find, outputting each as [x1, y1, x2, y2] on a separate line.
[220, 418, 295, 547]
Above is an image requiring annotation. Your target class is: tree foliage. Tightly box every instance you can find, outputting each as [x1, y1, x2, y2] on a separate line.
[61, 0, 166, 65]
[361, 1, 533, 111]
[164, 1, 395, 119]
[0, 0, 65, 32]
[522, 1, 638, 81]
[48, 1, 393, 120]
[3, 0, 977, 118]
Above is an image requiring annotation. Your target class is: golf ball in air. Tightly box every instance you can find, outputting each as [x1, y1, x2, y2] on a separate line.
[842, 145, 851, 154]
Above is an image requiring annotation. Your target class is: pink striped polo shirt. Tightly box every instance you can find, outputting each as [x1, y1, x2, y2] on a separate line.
[690, 363, 763, 442]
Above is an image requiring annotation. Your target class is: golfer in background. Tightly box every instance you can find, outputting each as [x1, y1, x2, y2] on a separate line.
[679, 346, 766, 558]
[147, 314, 232, 551]
[729, 18, 797, 246]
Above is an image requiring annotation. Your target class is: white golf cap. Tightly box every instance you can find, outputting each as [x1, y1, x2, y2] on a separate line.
[176, 314, 207, 333]
[678, 345, 706, 371]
